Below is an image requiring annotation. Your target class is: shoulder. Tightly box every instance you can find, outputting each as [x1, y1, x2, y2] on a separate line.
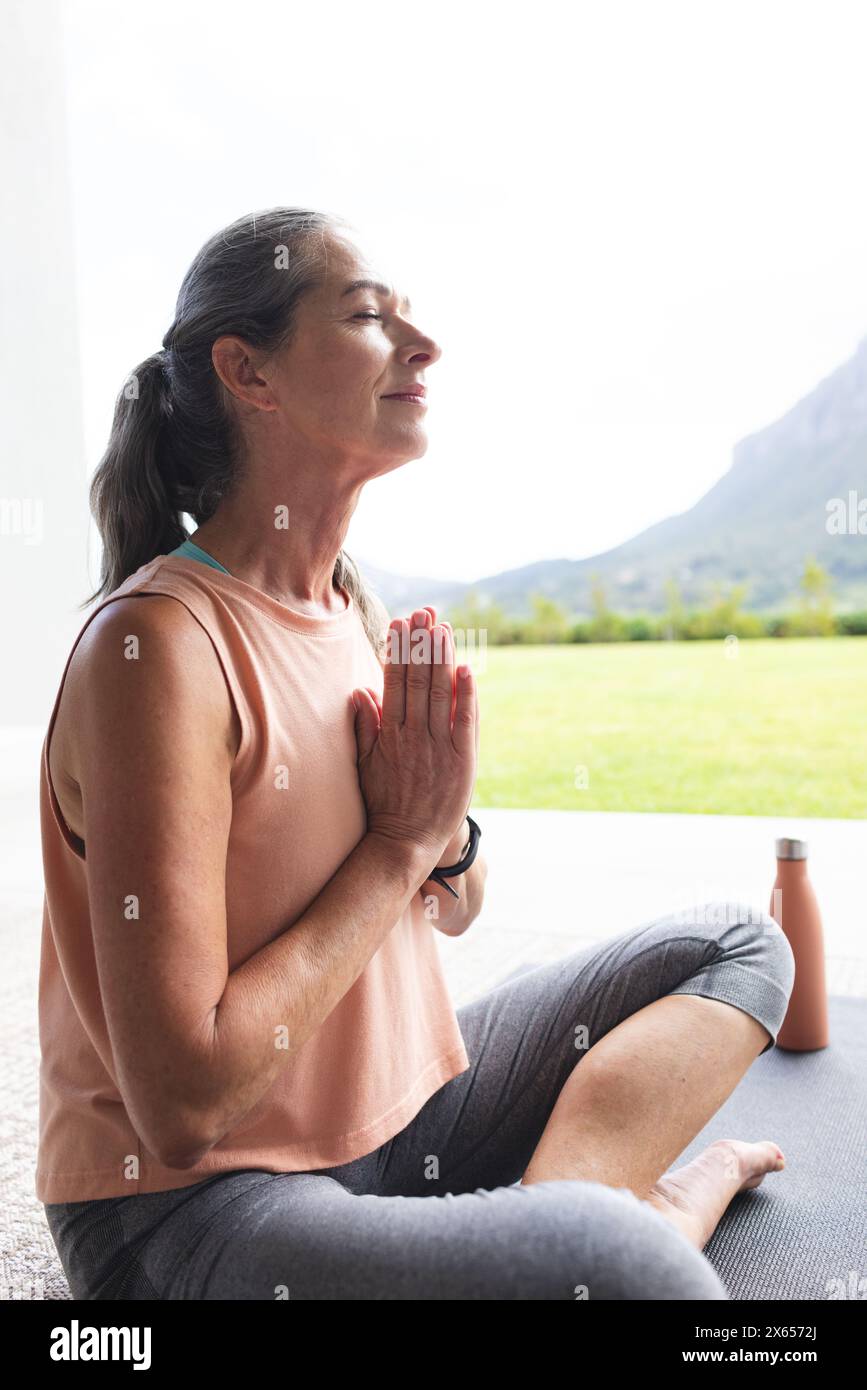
[59, 593, 238, 783]
[73, 592, 219, 680]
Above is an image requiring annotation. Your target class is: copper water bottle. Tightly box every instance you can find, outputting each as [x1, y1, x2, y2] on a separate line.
[769, 838, 829, 1050]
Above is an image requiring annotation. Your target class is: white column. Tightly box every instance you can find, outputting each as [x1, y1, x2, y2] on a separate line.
[1, 0, 91, 726]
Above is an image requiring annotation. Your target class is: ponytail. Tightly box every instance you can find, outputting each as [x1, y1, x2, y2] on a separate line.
[84, 352, 186, 604]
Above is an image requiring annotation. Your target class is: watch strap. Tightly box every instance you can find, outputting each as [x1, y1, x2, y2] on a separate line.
[427, 815, 482, 900]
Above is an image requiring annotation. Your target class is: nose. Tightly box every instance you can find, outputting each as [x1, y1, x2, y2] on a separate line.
[402, 329, 442, 369]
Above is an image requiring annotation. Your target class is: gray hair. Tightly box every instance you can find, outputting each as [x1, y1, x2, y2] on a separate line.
[85, 206, 389, 658]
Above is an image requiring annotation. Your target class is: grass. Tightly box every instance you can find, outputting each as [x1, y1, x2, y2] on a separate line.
[468, 636, 866, 817]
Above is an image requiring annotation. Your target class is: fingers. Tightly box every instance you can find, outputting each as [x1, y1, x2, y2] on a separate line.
[351, 687, 380, 761]
[381, 618, 407, 730]
[441, 620, 455, 724]
[383, 607, 457, 736]
[451, 663, 476, 761]
[428, 622, 455, 741]
[413, 611, 455, 741]
[404, 608, 433, 731]
[409, 609, 455, 735]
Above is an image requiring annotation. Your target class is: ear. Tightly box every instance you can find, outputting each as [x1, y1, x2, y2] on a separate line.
[211, 335, 276, 412]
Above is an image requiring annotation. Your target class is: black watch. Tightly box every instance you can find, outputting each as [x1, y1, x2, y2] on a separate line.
[427, 816, 482, 900]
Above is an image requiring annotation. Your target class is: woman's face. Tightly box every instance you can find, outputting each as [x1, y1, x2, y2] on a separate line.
[263, 230, 442, 475]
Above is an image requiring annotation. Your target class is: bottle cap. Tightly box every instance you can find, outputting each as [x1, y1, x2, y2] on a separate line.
[775, 837, 808, 860]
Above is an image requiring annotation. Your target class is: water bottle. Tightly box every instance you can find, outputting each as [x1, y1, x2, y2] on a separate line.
[769, 837, 829, 1050]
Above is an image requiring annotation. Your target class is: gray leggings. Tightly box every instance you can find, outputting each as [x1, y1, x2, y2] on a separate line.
[45, 902, 795, 1300]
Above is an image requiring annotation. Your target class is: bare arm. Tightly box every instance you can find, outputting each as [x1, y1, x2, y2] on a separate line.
[74, 597, 437, 1170]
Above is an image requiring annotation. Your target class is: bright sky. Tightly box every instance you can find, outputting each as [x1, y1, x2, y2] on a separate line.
[61, 0, 867, 584]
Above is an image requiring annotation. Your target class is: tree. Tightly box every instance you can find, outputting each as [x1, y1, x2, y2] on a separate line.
[442, 590, 510, 646]
[789, 556, 836, 636]
[661, 575, 686, 640]
[690, 582, 763, 639]
[587, 574, 624, 641]
[527, 592, 571, 643]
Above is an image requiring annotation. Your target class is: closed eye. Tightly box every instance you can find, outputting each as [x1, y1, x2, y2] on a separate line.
[354, 311, 383, 320]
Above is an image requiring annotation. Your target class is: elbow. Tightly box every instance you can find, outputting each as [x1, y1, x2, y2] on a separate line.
[152, 1122, 215, 1171]
[157, 1140, 214, 1171]
[126, 1038, 223, 1171]
[138, 1100, 216, 1172]
[119, 1035, 224, 1172]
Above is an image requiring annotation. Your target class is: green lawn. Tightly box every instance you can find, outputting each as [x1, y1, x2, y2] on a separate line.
[470, 637, 866, 817]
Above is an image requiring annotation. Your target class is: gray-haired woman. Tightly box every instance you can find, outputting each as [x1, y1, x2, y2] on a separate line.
[37, 208, 794, 1299]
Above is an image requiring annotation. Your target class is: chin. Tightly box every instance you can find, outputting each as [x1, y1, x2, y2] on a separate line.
[372, 443, 428, 478]
[378, 426, 429, 456]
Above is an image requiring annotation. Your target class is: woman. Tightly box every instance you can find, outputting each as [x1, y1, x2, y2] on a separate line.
[37, 207, 795, 1300]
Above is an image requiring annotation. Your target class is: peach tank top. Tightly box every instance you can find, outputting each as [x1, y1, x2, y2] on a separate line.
[35, 554, 470, 1202]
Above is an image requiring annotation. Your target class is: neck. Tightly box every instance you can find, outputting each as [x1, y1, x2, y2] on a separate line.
[189, 455, 363, 617]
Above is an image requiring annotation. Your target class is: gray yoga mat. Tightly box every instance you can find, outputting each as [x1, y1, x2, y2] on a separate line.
[680, 995, 866, 1300]
[503, 964, 866, 1301]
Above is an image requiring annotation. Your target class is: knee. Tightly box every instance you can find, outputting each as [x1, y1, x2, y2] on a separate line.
[752, 909, 796, 1000]
[523, 1181, 729, 1300]
[693, 900, 795, 1000]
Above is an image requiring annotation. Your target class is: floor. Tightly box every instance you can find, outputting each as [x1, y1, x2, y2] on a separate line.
[436, 804, 867, 1007]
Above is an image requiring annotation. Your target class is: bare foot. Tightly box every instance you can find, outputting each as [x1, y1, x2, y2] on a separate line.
[644, 1139, 785, 1249]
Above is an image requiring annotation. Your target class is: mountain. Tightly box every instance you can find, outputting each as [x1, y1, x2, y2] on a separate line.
[347, 559, 467, 614]
[357, 335, 867, 618]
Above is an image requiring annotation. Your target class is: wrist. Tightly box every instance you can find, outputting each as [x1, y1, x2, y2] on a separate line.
[433, 819, 471, 871]
[364, 829, 438, 886]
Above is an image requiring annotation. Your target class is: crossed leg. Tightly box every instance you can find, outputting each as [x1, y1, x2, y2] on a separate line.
[49, 901, 794, 1299]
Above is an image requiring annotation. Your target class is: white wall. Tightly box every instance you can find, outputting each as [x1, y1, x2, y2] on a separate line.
[1, 0, 91, 726]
